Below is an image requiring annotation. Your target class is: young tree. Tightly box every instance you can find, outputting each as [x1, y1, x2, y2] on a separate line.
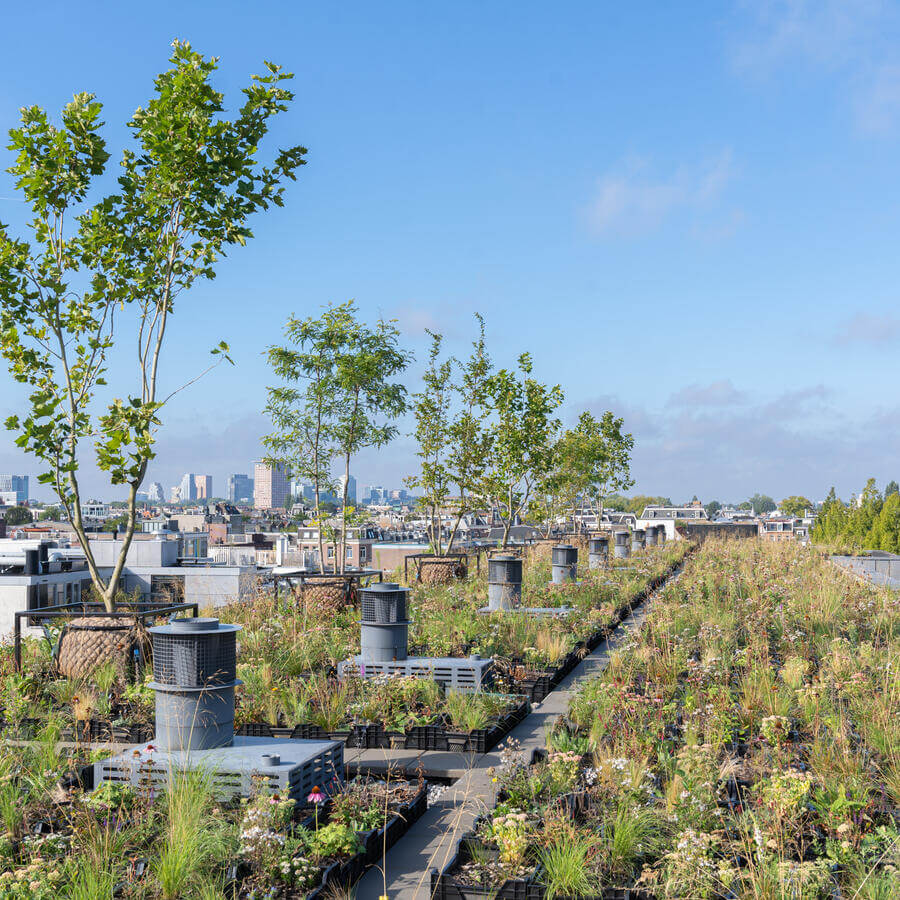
[0, 42, 305, 611]
[704, 499, 722, 518]
[3, 506, 33, 527]
[529, 410, 633, 536]
[478, 353, 563, 548]
[780, 495, 813, 518]
[331, 304, 410, 572]
[574, 410, 634, 521]
[405, 331, 453, 555]
[263, 306, 347, 573]
[885, 480, 899, 498]
[749, 493, 777, 515]
[444, 313, 492, 552]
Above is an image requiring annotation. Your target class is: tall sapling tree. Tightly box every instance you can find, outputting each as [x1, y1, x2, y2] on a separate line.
[0, 42, 306, 611]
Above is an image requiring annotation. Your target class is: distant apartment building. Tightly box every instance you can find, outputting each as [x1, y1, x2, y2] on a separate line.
[194, 475, 213, 500]
[254, 462, 290, 509]
[177, 473, 212, 501]
[0, 476, 28, 505]
[758, 517, 810, 542]
[179, 473, 196, 502]
[81, 501, 111, 521]
[147, 482, 165, 503]
[169, 485, 181, 503]
[635, 505, 710, 540]
[364, 485, 388, 504]
[227, 474, 254, 504]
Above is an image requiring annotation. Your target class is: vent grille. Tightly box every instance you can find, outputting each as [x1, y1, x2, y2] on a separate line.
[152, 631, 236, 686]
[339, 656, 493, 692]
[360, 586, 407, 623]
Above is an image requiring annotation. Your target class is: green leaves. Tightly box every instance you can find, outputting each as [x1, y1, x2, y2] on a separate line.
[477, 351, 563, 545]
[0, 42, 305, 607]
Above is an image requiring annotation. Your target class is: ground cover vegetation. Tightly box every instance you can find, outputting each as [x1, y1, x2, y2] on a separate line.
[0, 541, 687, 744]
[0, 725, 424, 899]
[0, 539, 688, 896]
[457, 541, 900, 899]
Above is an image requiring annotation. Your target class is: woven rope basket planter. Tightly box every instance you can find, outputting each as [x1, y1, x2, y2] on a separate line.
[417, 557, 467, 585]
[57, 616, 148, 679]
[297, 577, 349, 615]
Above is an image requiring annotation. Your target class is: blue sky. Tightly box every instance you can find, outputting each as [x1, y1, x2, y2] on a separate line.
[2, 0, 899, 503]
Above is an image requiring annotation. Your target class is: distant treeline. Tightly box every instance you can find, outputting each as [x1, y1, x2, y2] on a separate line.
[813, 478, 900, 552]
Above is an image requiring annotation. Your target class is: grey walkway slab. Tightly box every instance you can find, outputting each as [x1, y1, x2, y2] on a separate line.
[354, 599, 654, 900]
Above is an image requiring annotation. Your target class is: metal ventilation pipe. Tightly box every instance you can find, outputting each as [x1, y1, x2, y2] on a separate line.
[551, 544, 578, 584]
[631, 529, 646, 553]
[613, 531, 630, 559]
[359, 583, 410, 662]
[657, 525, 667, 545]
[488, 555, 522, 610]
[588, 536, 608, 569]
[23, 549, 39, 575]
[149, 617, 241, 751]
[645, 525, 658, 547]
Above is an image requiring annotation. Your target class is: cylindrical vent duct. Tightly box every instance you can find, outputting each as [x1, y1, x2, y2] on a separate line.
[551, 544, 578, 584]
[37, 544, 49, 570]
[488, 555, 522, 610]
[613, 531, 630, 559]
[149, 618, 242, 752]
[360, 622, 409, 662]
[360, 582, 408, 624]
[657, 526, 667, 544]
[588, 537, 608, 570]
[631, 529, 646, 551]
[645, 526, 658, 547]
[23, 549, 39, 576]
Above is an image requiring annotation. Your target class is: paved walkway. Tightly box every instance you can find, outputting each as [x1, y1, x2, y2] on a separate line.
[353, 595, 656, 900]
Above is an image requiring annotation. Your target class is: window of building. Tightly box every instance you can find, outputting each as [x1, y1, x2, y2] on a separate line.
[327, 547, 334, 559]
[346, 547, 353, 560]
[359, 546, 367, 563]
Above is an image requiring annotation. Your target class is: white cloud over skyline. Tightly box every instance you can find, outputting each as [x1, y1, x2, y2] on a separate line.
[588, 152, 735, 237]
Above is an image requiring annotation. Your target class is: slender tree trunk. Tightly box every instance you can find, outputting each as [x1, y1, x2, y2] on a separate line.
[445, 491, 468, 554]
[340, 452, 350, 575]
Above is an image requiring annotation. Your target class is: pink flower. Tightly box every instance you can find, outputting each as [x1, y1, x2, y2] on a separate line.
[307, 786, 325, 805]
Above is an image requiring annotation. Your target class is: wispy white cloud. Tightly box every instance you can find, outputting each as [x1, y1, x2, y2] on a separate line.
[386, 303, 458, 338]
[833, 311, 900, 346]
[588, 152, 735, 237]
[582, 381, 887, 501]
[732, 0, 900, 133]
[668, 380, 748, 408]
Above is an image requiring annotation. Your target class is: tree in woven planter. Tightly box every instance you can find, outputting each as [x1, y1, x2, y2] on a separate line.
[405, 330, 453, 556]
[330, 303, 410, 573]
[477, 353, 563, 549]
[445, 313, 492, 552]
[263, 305, 344, 573]
[0, 41, 306, 612]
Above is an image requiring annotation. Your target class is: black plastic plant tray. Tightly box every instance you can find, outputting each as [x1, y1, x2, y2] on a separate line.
[430, 834, 544, 900]
[283, 723, 370, 747]
[305, 781, 427, 898]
